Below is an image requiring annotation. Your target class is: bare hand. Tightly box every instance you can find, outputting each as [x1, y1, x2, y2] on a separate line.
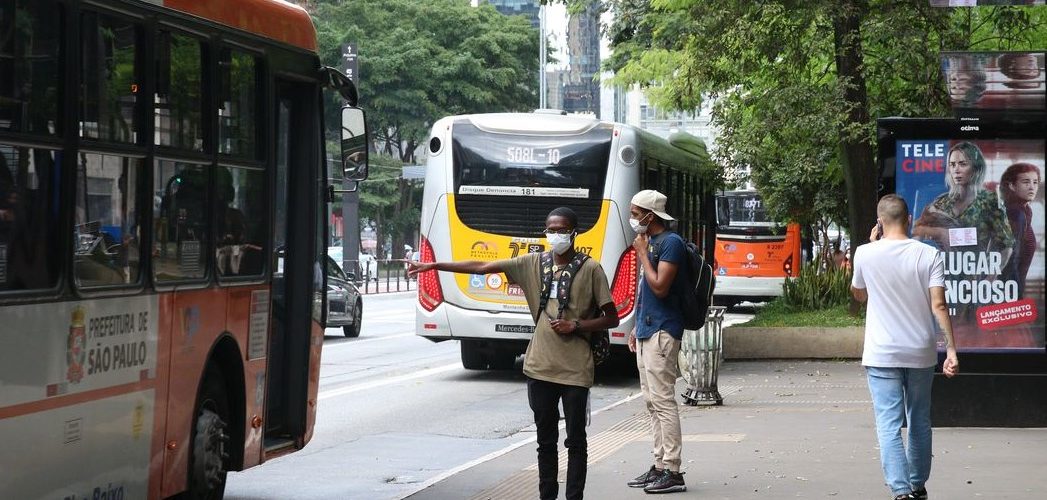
[407, 261, 434, 277]
[632, 233, 649, 255]
[549, 318, 578, 335]
[942, 349, 959, 378]
[627, 328, 637, 353]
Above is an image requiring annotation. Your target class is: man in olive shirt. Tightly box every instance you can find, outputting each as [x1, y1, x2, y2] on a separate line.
[408, 207, 619, 500]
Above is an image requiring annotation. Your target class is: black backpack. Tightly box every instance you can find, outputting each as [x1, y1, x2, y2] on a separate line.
[658, 235, 715, 330]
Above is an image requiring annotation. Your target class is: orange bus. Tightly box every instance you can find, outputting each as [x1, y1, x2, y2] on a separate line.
[713, 191, 801, 307]
[0, 1, 367, 498]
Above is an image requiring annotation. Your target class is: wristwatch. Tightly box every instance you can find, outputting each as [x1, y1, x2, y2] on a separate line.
[573, 320, 582, 332]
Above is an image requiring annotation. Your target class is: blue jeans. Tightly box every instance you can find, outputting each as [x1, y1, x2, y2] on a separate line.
[866, 366, 935, 497]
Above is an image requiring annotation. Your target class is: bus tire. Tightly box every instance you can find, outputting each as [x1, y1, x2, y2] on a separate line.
[180, 366, 230, 500]
[460, 341, 488, 370]
[343, 299, 363, 338]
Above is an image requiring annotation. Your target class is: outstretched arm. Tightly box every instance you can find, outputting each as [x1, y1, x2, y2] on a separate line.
[408, 259, 504, 277]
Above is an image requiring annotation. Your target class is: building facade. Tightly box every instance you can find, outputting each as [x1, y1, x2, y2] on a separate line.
[483, 0, 540, 28]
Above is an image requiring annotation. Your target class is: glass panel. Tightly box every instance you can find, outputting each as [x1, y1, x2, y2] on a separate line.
[0, 144, 60, 291]
[0, 0, 61, 134]
[216, 166, 265, 277]
[452, 122, 612, 199]
[153, 160, 207, 281]
[74, 154, 141, 287]
[218, 49, 258, 157]
[80, 12, 139, 143]
[155, 31, 203, 150]
[717, 192, 778, 229]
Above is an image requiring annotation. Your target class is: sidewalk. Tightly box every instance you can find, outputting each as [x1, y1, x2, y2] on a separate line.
[406, 360, 1047, 499]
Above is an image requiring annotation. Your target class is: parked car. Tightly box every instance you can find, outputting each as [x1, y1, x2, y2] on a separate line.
[327, 246, 379, 283]
[324, 255, 363, 338]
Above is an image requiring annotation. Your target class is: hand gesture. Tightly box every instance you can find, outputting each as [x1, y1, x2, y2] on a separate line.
[407, 261, 434, 277]
[632, 233, 649, 255]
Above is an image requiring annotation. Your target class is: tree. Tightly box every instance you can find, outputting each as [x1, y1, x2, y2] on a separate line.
[314, 0, 541, 163]
[594, 0, 1047, 251]
[355, 154, 422, 262]
[313, 0, 541, 253]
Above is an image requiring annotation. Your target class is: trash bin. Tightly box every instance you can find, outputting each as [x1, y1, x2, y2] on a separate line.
[679, 306, 726, 406]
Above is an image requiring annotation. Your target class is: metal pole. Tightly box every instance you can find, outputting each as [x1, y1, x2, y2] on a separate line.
[539, 4, 547, 109]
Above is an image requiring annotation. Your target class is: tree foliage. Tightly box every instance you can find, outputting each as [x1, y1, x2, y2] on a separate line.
[312, 0, 541, 251]
[314, 0, 540, 163]
[355, 154, 421, 260]
[596, 0, 1047, 251]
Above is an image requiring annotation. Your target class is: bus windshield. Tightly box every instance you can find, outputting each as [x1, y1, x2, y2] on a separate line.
[452, 122, 612, 200]
[717, 193, 778, 229]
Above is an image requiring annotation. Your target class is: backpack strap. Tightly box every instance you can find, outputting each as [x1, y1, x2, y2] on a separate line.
[556, 251, 590, 319]
[538, 252, 555, 318]
[538, 251, 591, 320]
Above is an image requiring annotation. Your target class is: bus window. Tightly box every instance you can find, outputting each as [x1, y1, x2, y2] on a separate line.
[218, 48, 260, 158]
[155, 30, 204, 150]
[80, 11, 140, 143]
[216, 166, 265, 277]
[73, 153, 142, 287]
[0, 145, 60, 291]
[0, 0, 61, 135]
[153, 160, 208, 282]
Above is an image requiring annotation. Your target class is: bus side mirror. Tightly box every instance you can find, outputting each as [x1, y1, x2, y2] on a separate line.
[341, 106, 369, 182]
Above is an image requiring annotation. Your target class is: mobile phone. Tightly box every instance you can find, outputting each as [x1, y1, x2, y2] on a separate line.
[875, 222, 884, 239]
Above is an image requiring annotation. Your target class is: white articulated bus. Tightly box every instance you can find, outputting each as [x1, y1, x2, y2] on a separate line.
[414, 112, 718, 369]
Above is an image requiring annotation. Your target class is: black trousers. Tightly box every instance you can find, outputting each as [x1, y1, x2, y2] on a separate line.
[527, 377, 589, 500]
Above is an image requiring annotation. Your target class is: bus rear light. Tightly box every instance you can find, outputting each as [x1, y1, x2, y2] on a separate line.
[610, 247, 638, 319]
[418, 237, 444, 311]
[783, 254, 794, 277]
[611, 331, 626, 338]
[423, 323, 438, 330]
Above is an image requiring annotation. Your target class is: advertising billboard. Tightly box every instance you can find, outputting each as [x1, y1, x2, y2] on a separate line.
[942, 51, 1046, 111]
[931, 1, 1045, 6]
[894, 136, 1044, 351]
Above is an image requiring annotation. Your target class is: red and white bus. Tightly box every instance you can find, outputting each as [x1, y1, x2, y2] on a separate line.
[0, 1, 366, 498]
[712, 190, 802, 307]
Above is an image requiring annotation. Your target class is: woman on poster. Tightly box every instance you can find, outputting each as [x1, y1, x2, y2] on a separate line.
[999, 162, 1041, 298]
[913, 141, 1014, 258]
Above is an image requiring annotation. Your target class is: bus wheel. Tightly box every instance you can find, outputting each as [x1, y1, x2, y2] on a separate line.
[182, 368, 230, 500]
[343, 299, 363, 338]
[460, 341, 488, 370]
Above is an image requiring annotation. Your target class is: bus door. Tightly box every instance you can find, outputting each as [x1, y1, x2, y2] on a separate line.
[266, 81, 319, 451]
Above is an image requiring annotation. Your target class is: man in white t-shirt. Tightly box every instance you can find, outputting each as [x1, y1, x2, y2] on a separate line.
[851, 194, 960, 500]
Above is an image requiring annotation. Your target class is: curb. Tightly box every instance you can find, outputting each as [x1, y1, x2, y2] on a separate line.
[723, 326, 864, 359]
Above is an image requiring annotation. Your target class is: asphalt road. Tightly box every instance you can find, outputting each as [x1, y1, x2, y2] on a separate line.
[225, 293, 754, 500]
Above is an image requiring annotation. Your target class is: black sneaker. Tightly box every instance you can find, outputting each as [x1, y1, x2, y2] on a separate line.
[894, 494, 915, 500]
[644, 469, 686, 494]
[911, 487, 928, 499]
[627, 465, 662, 488]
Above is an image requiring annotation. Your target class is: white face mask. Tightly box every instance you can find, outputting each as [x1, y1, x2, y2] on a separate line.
[545, 232, 574, 255]
[629, 213, 651, 234]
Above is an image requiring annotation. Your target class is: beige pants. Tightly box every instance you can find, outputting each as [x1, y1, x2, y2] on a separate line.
[636, 330, 682, 472]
